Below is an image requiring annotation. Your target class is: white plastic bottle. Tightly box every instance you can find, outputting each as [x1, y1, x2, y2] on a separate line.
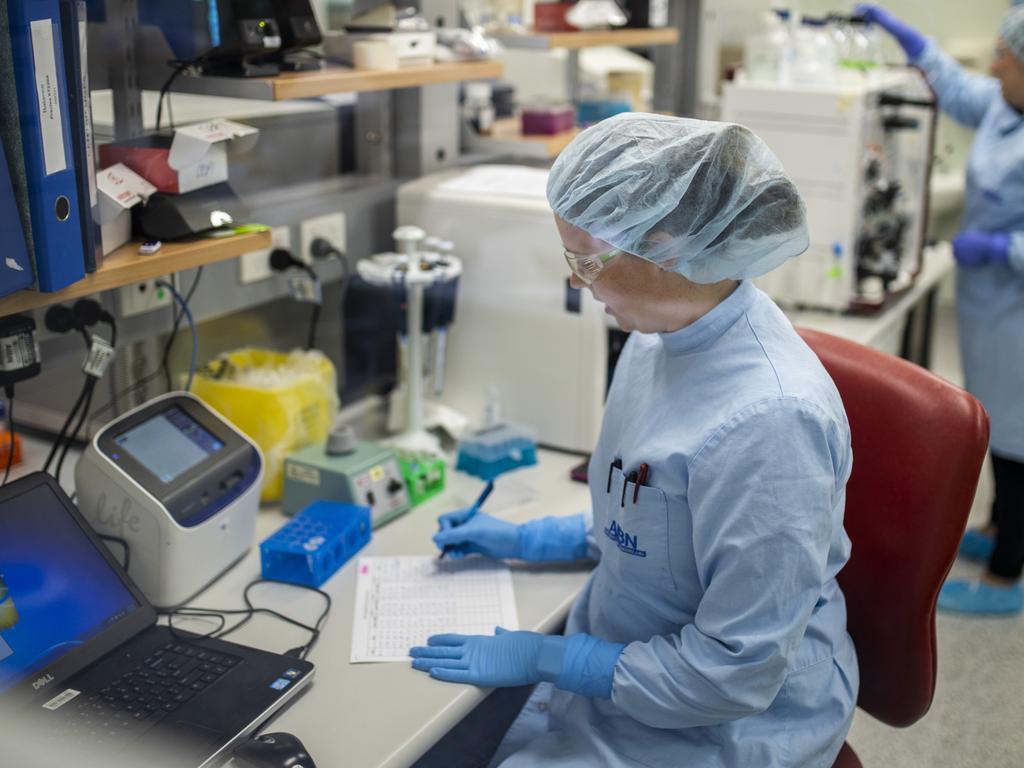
[843, 17, 882, 75]
[743, 8, 794, 84]
[791, 16, 836, 86]
[828, 13, 861, 84]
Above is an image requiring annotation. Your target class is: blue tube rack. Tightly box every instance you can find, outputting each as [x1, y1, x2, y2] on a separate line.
[260, 501, 371, 587]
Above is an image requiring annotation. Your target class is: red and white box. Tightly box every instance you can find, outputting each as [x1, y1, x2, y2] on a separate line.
[98, 119, 259, 195]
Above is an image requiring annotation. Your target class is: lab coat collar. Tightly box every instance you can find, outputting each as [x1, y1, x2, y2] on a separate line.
[658, 279, 755, 356]
[995, 99, 1024, 135]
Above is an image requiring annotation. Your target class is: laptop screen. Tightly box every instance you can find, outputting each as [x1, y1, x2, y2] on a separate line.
[0, 483, 141, 692]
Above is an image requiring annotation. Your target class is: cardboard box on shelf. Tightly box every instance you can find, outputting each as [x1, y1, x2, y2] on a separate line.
[98, 119, 259, 195]
[95, 163, 157, 255]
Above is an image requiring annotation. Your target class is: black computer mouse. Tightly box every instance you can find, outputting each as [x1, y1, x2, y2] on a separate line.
[233, 732, 318, 768]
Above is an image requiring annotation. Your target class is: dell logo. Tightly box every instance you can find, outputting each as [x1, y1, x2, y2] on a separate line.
[32, 674, 54, 691]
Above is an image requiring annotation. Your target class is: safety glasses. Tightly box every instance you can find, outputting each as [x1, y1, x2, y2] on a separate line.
[563, 247, 621, 285]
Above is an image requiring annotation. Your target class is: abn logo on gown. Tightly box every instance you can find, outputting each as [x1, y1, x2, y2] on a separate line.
[604, 520, 647, 557]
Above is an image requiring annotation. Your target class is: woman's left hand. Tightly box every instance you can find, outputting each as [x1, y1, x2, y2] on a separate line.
[410, 628, 544, 686]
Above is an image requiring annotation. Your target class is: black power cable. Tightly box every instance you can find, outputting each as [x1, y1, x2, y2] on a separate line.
[270, 249, 322, 350]
[43, 383, 89, 474]
[160, 579, 332, 661]
[54, 376, 97, 486]
[94, 267, 204, 421]
[42, 304, 103, 475]
[161, 268, 203, 390]
[155, 57, 205, 133]
[43, 301, 118, 479]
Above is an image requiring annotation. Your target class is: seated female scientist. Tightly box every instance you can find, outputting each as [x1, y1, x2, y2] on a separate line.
[409, 113, 859, 768]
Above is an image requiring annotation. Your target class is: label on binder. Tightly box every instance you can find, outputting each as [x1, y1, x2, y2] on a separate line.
[29, 19, 67, 176]
[78, 16, 97, 208]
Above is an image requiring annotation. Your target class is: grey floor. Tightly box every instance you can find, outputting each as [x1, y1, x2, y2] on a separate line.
[845, 301, 1024, 767]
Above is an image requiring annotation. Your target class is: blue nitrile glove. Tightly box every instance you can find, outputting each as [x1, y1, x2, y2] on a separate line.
[854, 4, 926, 59]
[434, 511, 589, 562]
[952, 230, 1011, 267]
[434, 510, 522, 559]
[410, 628, 625, 698]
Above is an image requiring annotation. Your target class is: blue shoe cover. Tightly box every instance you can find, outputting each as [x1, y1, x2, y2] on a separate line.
[959, 529, 995, 562]
[937, 579, 1023, 616]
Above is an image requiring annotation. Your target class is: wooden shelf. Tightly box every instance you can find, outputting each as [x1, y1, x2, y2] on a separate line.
[143, 60, 505, 102]
[0, 231, 271, 316]
[495, 27, 679, 51]
[467, 117, 580, 159]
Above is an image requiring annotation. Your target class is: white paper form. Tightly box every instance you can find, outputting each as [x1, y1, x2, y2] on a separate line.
[436, 165, 548, 199]
[350, 556, 519, 663]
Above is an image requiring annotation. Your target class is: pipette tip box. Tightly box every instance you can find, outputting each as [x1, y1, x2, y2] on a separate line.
[260, 501, 371, 587]
[456, 422, 538, 481]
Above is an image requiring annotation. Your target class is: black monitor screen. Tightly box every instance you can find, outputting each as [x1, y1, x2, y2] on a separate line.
[112, 406, 225, 484]
[0, 485, 140, 692]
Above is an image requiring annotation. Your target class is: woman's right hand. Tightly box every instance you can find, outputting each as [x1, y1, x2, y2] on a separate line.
[434, 511, 523, 560]
[854, 4, 927, 59]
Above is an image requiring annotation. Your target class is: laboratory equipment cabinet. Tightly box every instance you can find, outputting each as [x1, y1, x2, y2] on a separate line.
[722, 70, 937, 311]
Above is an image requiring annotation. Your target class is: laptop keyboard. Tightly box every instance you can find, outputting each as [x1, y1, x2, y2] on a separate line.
[54, 640, 241, 746]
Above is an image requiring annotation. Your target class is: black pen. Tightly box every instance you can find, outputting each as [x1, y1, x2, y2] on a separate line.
[607, 457, 622, 493]
[439, 480, 495, 560]
[621, 471, 637, 508]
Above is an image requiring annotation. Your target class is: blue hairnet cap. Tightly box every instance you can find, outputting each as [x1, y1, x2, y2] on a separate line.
[999, 6, 1024, 62]
[546, 113, 809, 284]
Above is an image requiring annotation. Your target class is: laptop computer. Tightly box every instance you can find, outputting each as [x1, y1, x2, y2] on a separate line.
[0, 472, 315, 768]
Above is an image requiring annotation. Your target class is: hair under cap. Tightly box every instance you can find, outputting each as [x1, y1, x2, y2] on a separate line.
[546, 113, 810, 283]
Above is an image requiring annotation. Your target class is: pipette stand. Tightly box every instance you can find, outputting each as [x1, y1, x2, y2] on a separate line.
[358, 227, 463, 455]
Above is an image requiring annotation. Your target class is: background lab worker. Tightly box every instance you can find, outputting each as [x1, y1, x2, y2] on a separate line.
[410, 114, 859, 768]
[858, 4, 1024, 616]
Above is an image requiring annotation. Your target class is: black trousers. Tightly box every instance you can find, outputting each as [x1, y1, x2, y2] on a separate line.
[988, 453, 1024, 580]
[410, 685, 534, 768]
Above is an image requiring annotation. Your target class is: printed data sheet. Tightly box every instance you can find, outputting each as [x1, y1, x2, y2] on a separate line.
[350, 556, 519, 663]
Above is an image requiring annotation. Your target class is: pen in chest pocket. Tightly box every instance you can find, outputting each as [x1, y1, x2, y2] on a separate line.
[606, 457, 623, 493]
[621, 471, 637, 507]
[633, 463, 650, 504]
[617, 462, 652, 507]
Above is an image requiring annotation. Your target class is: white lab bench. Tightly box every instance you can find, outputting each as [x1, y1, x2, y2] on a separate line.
[173, 451, 593, 768]
[9, 245, 954, 767]
[784, 243, 956, 367]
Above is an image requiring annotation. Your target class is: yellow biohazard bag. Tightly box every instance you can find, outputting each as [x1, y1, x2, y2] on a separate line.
[192, 348, 339, 503]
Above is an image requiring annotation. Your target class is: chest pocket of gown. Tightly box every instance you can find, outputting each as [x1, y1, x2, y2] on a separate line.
[596, 466, 675, 592]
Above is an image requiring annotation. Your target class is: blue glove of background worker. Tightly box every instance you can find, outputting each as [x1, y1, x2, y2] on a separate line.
[434, 510, 589, 562]
[854, 4, 926, 59]
[410, 628, 625, 699]
[952, 230, 1011, 267]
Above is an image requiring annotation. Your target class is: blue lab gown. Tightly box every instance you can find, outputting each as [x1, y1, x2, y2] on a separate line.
[492, 280, 859, 768]
[914, 40, 1024, 461]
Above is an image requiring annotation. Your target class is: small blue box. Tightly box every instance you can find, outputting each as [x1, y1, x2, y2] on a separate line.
[456, 422, 538, 481]
[260, 501, 371, 587]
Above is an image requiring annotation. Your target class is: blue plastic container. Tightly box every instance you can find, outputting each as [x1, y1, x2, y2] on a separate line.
[456, 422, 538, 481]
[260, 501, 371, 587]
[576, 99, 631, 127]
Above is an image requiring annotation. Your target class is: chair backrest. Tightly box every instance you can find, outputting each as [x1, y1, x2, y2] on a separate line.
[798, 328, 989, 728]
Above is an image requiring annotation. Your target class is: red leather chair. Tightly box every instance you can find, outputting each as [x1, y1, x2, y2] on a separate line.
[796, 329, 990, 768]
